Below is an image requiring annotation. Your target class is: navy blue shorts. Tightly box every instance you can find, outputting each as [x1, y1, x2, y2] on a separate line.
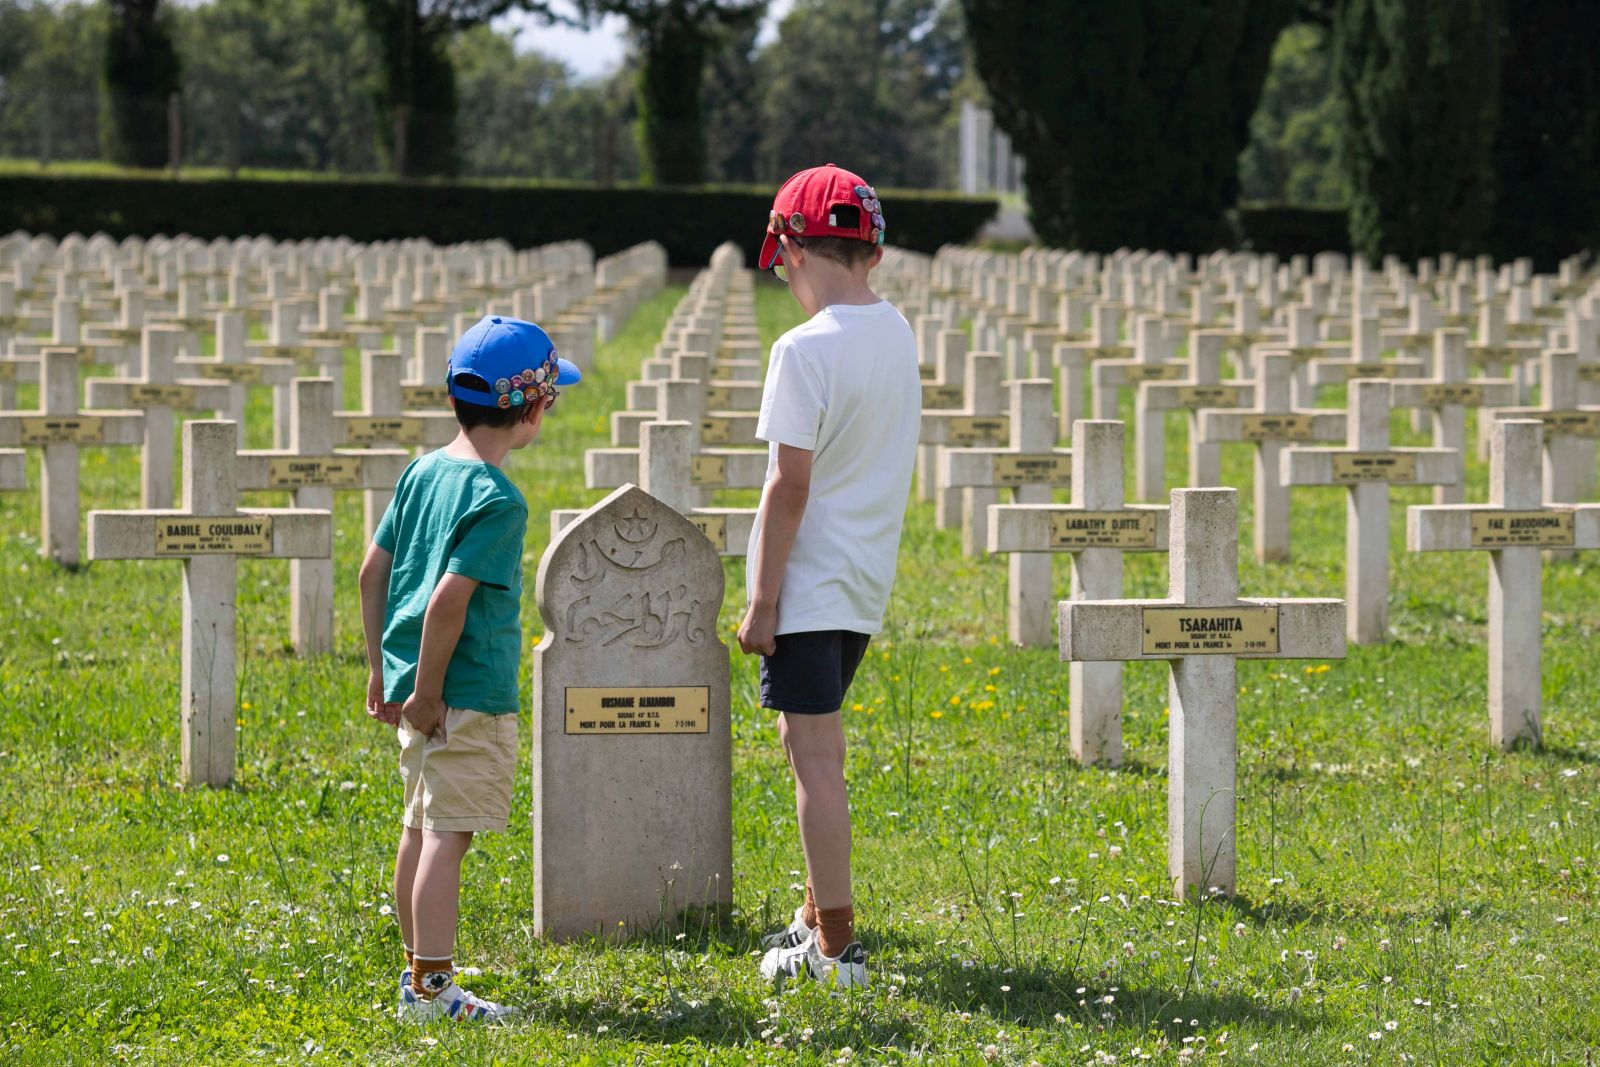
[759, 630, 873, 715]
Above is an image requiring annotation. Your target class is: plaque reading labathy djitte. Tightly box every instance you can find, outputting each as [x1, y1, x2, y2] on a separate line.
[1470, 509, 1575, 548]
[1141, 606, 1280, 655]
[565, 687, 710, 735]
[154, 516, 274, 556]
[1050, 510, 1158, 549]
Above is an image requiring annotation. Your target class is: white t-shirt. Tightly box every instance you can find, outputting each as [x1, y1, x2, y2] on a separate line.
[745, 300, 922, 635]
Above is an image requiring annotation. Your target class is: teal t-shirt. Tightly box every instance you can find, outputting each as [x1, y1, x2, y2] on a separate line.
[373, 450, 528, 714]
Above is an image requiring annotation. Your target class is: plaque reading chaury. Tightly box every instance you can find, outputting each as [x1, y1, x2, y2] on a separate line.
[267, 457, 363, 489]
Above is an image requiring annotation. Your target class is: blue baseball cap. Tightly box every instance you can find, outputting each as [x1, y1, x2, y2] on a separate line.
[447, 315, 582, 410]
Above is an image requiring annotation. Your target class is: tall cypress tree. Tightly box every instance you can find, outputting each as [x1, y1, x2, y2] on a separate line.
[1489, 0, 1600, 269]
[1333, 0, 1502, 262]
[101, 0, 181, 168]
[960, 0, 1291, 251]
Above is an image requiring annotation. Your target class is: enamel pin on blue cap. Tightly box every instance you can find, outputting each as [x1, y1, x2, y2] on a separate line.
[447, 315, 581, 408]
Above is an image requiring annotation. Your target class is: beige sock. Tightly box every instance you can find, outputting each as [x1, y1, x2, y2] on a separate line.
[816, 905, 855, 959]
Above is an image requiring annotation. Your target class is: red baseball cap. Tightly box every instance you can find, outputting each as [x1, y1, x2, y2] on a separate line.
[758, 164, 886, 272]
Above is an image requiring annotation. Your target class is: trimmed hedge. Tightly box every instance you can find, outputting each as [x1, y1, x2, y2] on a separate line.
[1233, 205, 1350, 257]
[0, 172, 999, 267]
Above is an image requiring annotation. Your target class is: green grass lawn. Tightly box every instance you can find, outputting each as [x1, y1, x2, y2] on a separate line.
[0, 284, 1596, 1065]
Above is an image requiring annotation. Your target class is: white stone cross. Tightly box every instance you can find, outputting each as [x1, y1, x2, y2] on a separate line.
[1386, 328, 1516, 505]
[1136, 329, 1258, 499]
[921, 352, 1010, 548]
[1282, 380, 1458, 644]
[1198, 352, 1344, 562]
[85, 323, 237, 508]
[1408, 419, 1600, 749]
[916, 327, 971, 506]
[236, 378, 410, 655]
[989, 419, 1170, 764]
[1488, 350, 1600, 506]
[554, 421, 756, 556]
[335, 349, 458, 539]
[0, 449, 23, 491]
[1060, 487, 1346, 895]
[88, 420, 332, 787]
[941, 379, 1070, 564]
[1091, 315, 1187, 420]
[0, 348, 146, 567]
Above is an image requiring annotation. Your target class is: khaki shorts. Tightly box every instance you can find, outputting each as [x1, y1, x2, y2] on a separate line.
[398, 707, 518, 833]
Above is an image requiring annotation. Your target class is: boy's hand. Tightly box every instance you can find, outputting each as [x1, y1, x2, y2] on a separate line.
[401, 692, 445, 738]
[737, 602, 778, 657]
[366, 669, 401, 727]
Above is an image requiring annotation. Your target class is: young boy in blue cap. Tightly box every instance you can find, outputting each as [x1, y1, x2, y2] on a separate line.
[358, 315, 580, 1023]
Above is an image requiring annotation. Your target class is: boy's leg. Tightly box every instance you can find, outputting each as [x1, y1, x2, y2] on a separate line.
[394, 826, 424, 967]
[780, 710, 853, 953]
[411, 829, 474, 994]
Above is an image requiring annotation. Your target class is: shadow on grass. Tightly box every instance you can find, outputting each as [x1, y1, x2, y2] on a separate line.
[1534, 742, 1600, 766]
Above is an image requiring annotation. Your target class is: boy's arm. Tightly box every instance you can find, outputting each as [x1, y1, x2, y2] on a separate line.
[401, 573, 480, 737]
[358, 542, 401, 726]
[737, 443, 813, 656]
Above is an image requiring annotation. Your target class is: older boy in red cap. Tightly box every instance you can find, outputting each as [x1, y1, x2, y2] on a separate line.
[738, 165, 921, 988]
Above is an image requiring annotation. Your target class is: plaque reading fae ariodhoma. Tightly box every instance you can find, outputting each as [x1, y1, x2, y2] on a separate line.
[1469, 509, 1575, 548]
[565, 686, 710, 735]
[1141, 606, 1280, 655]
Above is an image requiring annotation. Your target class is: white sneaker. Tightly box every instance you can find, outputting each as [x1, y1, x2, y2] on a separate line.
[759, 906, 814, 950]
[759, 929, 868, 990]
[396, 974, 513, 1024]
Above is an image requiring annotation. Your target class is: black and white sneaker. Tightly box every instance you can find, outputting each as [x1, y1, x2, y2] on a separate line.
[759, 929, 868, 989]
[759, 906, 814, 950]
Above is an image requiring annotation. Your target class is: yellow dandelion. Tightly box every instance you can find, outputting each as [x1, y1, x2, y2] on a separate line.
[988, 666, 1002, 677]
[930, 710, 943, 719]
[949, 695, 962, 706]
[984, 684, 997, 693]
[852, 703, 864, 712]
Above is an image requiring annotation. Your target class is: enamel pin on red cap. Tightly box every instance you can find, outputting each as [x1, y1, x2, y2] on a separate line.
[759, 164, 885, 273]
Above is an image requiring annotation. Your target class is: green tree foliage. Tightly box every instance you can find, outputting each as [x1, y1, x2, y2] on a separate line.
[758, 0, 963, 189]
[1489, 0, 1600, 268]
[700, 21, 761, 183]
[961, 0, 1291, 251]
[573, 0, 766, 185]
[355, 0, 530, 177]
[101, 0, 182, 167]
[1238, 22, 1345, 207]
[450, 24, 640, 181]
[0, 1, 106, 162]
[172, 0, 381, 173]
[1333, 0, 1501, 262]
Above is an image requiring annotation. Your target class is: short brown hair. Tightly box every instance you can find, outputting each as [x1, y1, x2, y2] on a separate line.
[802, 236, 878, 270]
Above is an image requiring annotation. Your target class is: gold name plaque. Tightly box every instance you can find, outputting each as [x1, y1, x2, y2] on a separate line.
[994, 454, 1071, 487]
[691, 455, 726, 487]
[565, 686, 710, 735]
[1050, 510, 1156, 549]
[267, 457, 364, 489]
[1175, 385, 1244, 408]
[197, 362, 264, 384]
[704, 386, 733, 410]
[401, 384, 450, 409]
[690, 515, 727, 551]
[128, 384, 198, 407]
[922, 384, 964, 409]
[1579, 365, 1600, 384]
[1331, 452, 1416, 484]
[947, 416, 1010, 445]
[918, 363, 937, 380]
[1142, 606, 1279, 655]
[343, 416, 423, 445]
[1084, 346, 1131, 360]
[1535, 410, 1600, 437]
[1470, 509, 1574, 548]
[699, 416, 732, 445]
[1346, 363, 1402, 379]
[154, 516, 273, 556]
[0, 363, 16, 382]
[1126, 364, 1187, 382]
[1239, 413, 1317, 442]
[1421, 384, 1486, 406]
[20, 416, 105, 445]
